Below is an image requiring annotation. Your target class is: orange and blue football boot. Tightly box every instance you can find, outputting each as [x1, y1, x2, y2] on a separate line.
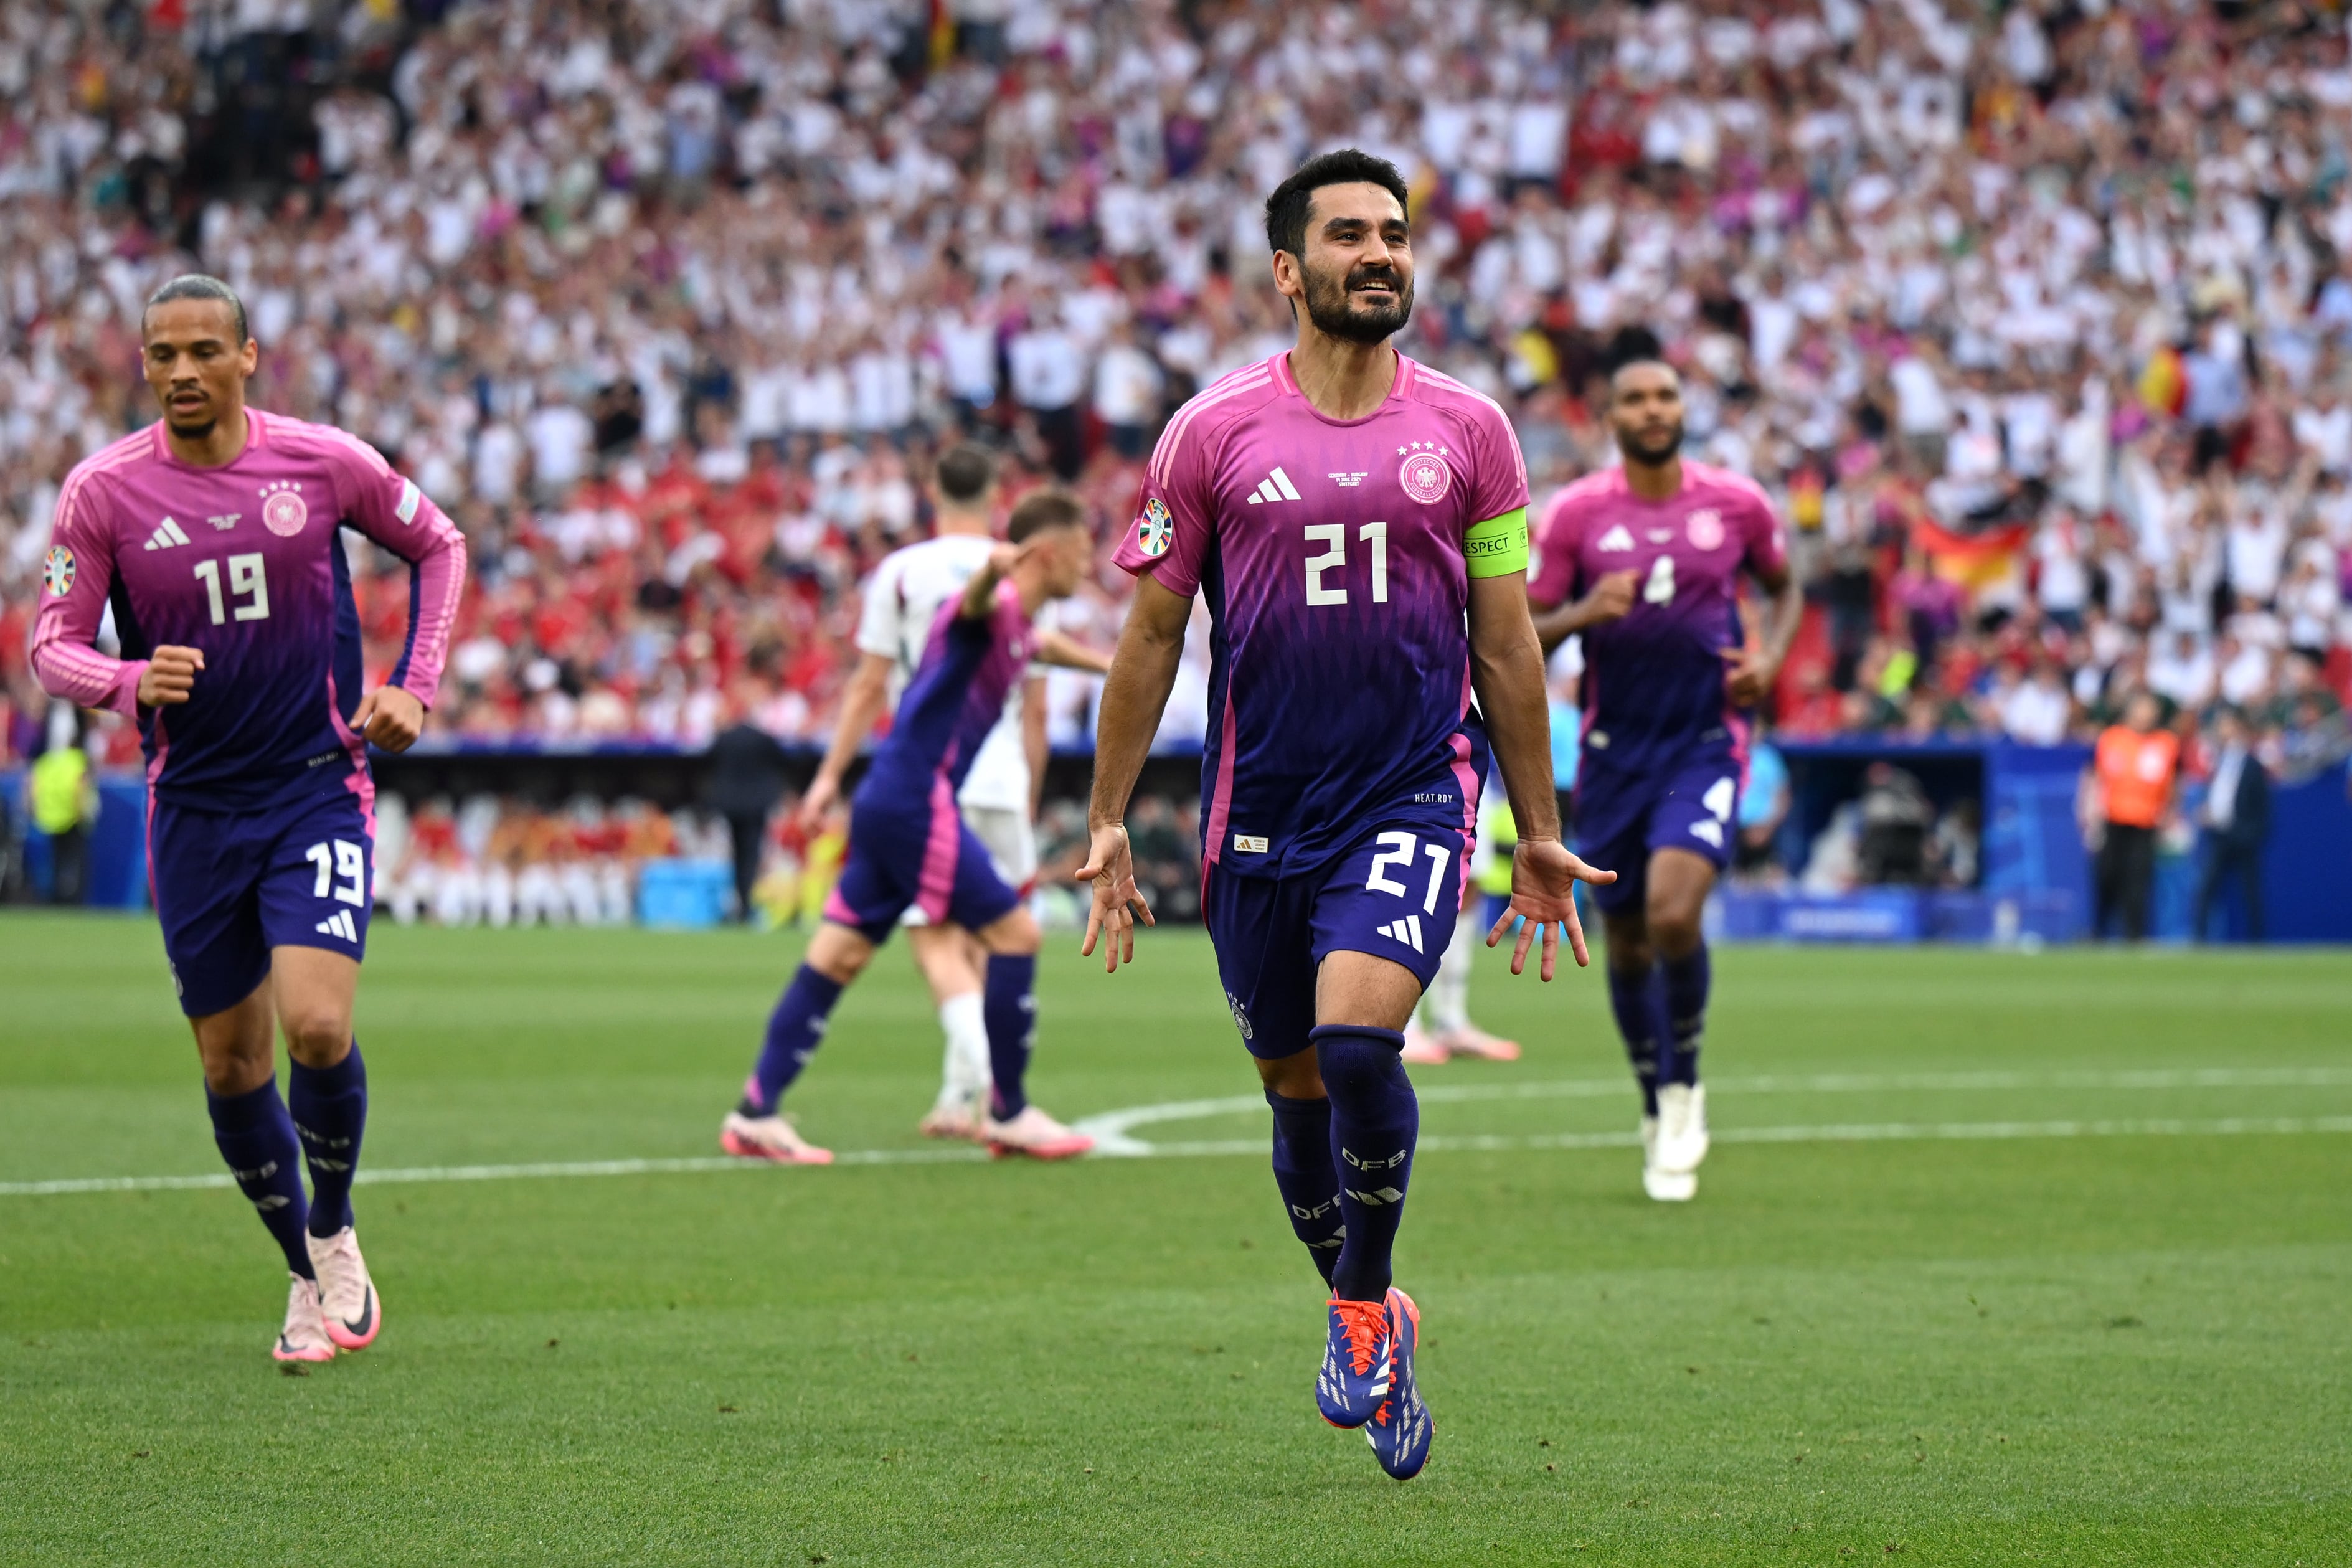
[1315, 1294, 1393, 1428]
[1364, 1287, 1433, 1480]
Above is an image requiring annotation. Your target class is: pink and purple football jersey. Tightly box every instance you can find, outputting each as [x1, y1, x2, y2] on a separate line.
[858, 580, 1036, 806]
[28, 410, 466, 811]
[1112, 351, 1531, 879]
[826, 582, 1035, 940]
[1529, 461, 1785, 782]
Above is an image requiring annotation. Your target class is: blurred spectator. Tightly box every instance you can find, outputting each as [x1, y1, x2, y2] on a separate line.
[2194, 707, 2272, 942]
[1733, 725, 1790, 884]
[4, 0, 2352, 783]
[29, 702, 96, 905]
[1856, 763, 1935, 887]
[705, 704, 794, 924]
[2090, 691, 2180, 943]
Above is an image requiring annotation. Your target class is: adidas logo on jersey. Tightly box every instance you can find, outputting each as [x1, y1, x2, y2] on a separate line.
[143, 516, 193, 551]
[1244, 466, 1303, 504]
[1596, 524, 1635, 552]
[1374, 914, 1426, 953]
[314, 909, 359, 943]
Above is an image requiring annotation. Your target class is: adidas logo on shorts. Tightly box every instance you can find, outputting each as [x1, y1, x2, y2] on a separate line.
[314, 910, 359, 943]
[1374, 915, 1425, 953]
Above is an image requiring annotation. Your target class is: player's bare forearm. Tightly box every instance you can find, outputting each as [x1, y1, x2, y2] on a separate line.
[1467, 572, 1562, 843]
[821, 656, 891, 780]
[1077, 575, 1185, 970]
[958, 540, 1028, 620]
[1085, 574, 1188, 830]
[1724, 565, 1805, 708]
[1529, 570, 1636, 654]
[805, 654, 892, 824]
[1758, 566, 1803, 669]
[1036, 629, 1114, 674]
[1023, 674, 1048, 818]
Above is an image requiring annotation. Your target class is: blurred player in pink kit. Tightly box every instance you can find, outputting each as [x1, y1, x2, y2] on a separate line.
[28, 276, 466, 1361]
[1077, 151, 1615, 1481]
[1527, 352, 1802, 1202]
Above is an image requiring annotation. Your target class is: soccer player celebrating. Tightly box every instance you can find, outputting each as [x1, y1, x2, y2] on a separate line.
[724, 491, 1099, 1164]
[1526, 354, 1802, 1202]
[1077, 151, 1613, 1481]
[800, 445, 1112, 1140]
[28, 275, 466, 1361]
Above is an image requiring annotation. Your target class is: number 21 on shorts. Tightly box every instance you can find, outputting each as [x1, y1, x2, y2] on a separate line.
[1367, 829, 1453, 915]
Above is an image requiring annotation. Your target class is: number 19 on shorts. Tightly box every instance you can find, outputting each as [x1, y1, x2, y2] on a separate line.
[306, 839, 367, 906]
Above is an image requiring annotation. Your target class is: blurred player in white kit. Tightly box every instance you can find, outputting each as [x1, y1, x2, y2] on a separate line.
[799, 443, 1112, 1136]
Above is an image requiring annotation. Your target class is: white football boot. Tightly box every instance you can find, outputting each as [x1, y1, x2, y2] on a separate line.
[719, 1110, 835, 1165]
[1650, 1082, 1709, 1200]
[273, 1273, 337, 1364]
[918, 1093, 986, 1141]
[306, 1227, 382, 1350]
[1639, 1112, 1693, 1201]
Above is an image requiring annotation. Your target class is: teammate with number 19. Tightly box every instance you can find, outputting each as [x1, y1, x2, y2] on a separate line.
[1077, 151, 1614, 1481]
[1526, 355, 1802, 1202]
[27, 275, 466, 1361]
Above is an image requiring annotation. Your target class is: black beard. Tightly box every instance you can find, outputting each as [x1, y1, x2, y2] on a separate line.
[1301, 260, 1412, 345]
[1618, 422, 1685, 465]
[166, 411, 219, 440]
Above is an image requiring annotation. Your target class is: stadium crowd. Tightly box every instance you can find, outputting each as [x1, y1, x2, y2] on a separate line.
[4, 0, 2352, 799]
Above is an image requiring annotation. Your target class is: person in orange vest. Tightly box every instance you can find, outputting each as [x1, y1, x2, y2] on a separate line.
[2090, 691, 2180, 941]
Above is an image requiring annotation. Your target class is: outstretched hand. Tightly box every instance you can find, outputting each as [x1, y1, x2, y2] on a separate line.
[1485, 836, 1616, 981]
[1074, 821, 1155, 972]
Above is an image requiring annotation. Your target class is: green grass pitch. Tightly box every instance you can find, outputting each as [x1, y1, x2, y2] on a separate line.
[2, 914, 2348, 1566]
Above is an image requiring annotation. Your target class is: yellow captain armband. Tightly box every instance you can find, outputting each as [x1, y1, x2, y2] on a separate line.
[1462, 506, 1529, 578]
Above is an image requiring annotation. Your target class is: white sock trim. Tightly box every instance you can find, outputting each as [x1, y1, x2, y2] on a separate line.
[938, 992, 991, 1101]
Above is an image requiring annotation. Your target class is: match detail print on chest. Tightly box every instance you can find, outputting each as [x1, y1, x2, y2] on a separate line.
[144, 473, 317, 629]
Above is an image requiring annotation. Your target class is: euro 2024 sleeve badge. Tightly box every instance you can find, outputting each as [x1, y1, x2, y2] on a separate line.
[42, 544, 75, 597]
[1136, 496, 1173, 558]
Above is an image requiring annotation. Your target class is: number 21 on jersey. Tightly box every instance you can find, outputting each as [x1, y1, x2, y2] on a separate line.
[1304, 522, 1388, 606]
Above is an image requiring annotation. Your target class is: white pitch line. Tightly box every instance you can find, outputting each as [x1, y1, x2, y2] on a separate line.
[1069, 1065, 2352, 1154]
[3, 1069, 2349, 1197]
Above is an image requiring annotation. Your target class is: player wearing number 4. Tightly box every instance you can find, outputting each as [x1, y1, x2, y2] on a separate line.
[1079, 151, 1615, 1481]
[1527, 351, 1802, 1202]
[28, 275, 466, 1360]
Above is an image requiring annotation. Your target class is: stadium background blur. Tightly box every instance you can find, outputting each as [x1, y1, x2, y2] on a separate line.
[5, 0, 2352, 938]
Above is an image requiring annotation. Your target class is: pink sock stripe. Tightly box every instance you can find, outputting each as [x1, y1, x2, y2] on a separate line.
[914, 773, 962, 923]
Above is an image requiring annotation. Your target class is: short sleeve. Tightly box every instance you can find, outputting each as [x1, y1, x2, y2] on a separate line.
[1460, 399, 1532, 529]
[1113, 409, 1217, 598]
[854, 557, 901, 659]
[1740, 485, 1788, 580]
[1526, 489, 1582, 610]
